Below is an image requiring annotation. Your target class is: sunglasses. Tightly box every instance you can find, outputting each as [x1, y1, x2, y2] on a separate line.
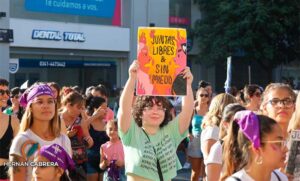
[0, 89, 10, 96]
[199, 94, 209, 98]
[261, 140, 287, 149]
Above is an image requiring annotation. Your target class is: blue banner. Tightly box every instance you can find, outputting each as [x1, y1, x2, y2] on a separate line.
[25, 0, 116, 18]
[19, 59, 115, 68]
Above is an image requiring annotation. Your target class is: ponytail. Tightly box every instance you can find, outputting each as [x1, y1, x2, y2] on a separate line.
[221, 120, 247, 180]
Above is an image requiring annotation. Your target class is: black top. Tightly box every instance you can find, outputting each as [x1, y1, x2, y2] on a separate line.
[89, 125, 109, 152]
[0, 116, 13, 159]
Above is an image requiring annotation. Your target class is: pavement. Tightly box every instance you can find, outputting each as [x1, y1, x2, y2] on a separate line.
[173, 169, 191, 181]
[173, 151, 191, 181]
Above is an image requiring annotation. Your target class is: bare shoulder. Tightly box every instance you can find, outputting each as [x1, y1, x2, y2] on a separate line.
[10, 115, 20, 135]
[11, 115, 19, 125]
[11, 115, 20, 124]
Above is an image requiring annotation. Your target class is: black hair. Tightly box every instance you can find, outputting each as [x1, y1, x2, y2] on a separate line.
[94, 84, 108, 97]
[85, 95, 106, 116]
[60, 172, 72, 181]
[198, 80, 211, 89]
[10, 87, 20, 97]
[243, 84, 261, 103]
[0, 78, 9, 86]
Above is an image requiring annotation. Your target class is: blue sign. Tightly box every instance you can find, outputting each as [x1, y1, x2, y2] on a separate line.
[25, 0, 116, 18]
[32, 30, 62, 41]
[32, 30, 85, 42]
[63, 32, 85, 42]
[19, 59, 115, 68]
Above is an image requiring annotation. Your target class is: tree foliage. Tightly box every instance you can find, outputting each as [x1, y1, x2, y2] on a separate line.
[193, 0, 300, 69]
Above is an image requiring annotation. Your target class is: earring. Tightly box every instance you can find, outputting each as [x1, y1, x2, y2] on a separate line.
[255, 155, 263, 165]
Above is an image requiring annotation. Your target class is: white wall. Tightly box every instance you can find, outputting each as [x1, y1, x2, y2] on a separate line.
[10, 18, 130, 51]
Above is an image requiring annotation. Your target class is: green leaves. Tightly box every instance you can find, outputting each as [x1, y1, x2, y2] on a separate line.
[193, 0, 300, 68]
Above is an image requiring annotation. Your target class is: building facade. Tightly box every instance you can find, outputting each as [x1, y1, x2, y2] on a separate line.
[5, 0, 129, 91]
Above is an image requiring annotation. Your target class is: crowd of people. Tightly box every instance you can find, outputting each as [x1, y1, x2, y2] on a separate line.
[0, 60, 300, 181]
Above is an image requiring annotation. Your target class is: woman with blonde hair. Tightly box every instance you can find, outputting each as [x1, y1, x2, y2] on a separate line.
[200, 93, 236, 174]
[9, 83, 71, 181]
[261, 83, 296, 138]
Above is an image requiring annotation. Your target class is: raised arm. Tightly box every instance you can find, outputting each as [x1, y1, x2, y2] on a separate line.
[118, 60, 138, 134]
[178, 67, 194, 134]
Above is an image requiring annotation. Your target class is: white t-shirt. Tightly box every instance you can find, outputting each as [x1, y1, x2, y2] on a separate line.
[206, 140, 222, 165]
[226, 169, 288, 181]
[9, 129, 72, 181]
[201, 125, 220, 164]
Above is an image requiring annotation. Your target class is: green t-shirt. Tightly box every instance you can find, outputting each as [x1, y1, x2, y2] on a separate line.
[119, 116, 187, 181]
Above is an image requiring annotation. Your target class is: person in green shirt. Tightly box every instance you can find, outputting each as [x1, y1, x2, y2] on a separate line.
[118, 60, 194, 181]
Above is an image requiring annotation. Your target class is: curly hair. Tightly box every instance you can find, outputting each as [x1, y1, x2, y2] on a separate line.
[132, 96, 173, 128]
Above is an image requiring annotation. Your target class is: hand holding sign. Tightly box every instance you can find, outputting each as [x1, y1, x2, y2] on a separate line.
[137, 27, 187, 96]
[129, 60, 139, 80]
[181, 67, 193, 86]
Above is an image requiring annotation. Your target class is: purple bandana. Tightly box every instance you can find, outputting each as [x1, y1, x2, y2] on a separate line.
[234, 110, 261, 149]
[39, 144, 75, 171]
[20, 84, 54, 107]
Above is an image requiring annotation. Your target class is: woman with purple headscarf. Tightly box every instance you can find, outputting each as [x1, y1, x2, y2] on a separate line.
[9, 83, 72, 181]
[222, 110, 288, 181]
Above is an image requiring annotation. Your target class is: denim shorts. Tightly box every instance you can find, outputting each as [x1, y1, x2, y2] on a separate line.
[187, 133, 203, 158]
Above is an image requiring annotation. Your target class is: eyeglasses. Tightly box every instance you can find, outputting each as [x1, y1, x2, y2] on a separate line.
[144, 106, 166, 112]
[199, 94, 209, 98]
[268, 98, 294, 108]
[261, 140, 287, 149]
[253, 92, 261, 97]
[0, 89, 10, 96]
